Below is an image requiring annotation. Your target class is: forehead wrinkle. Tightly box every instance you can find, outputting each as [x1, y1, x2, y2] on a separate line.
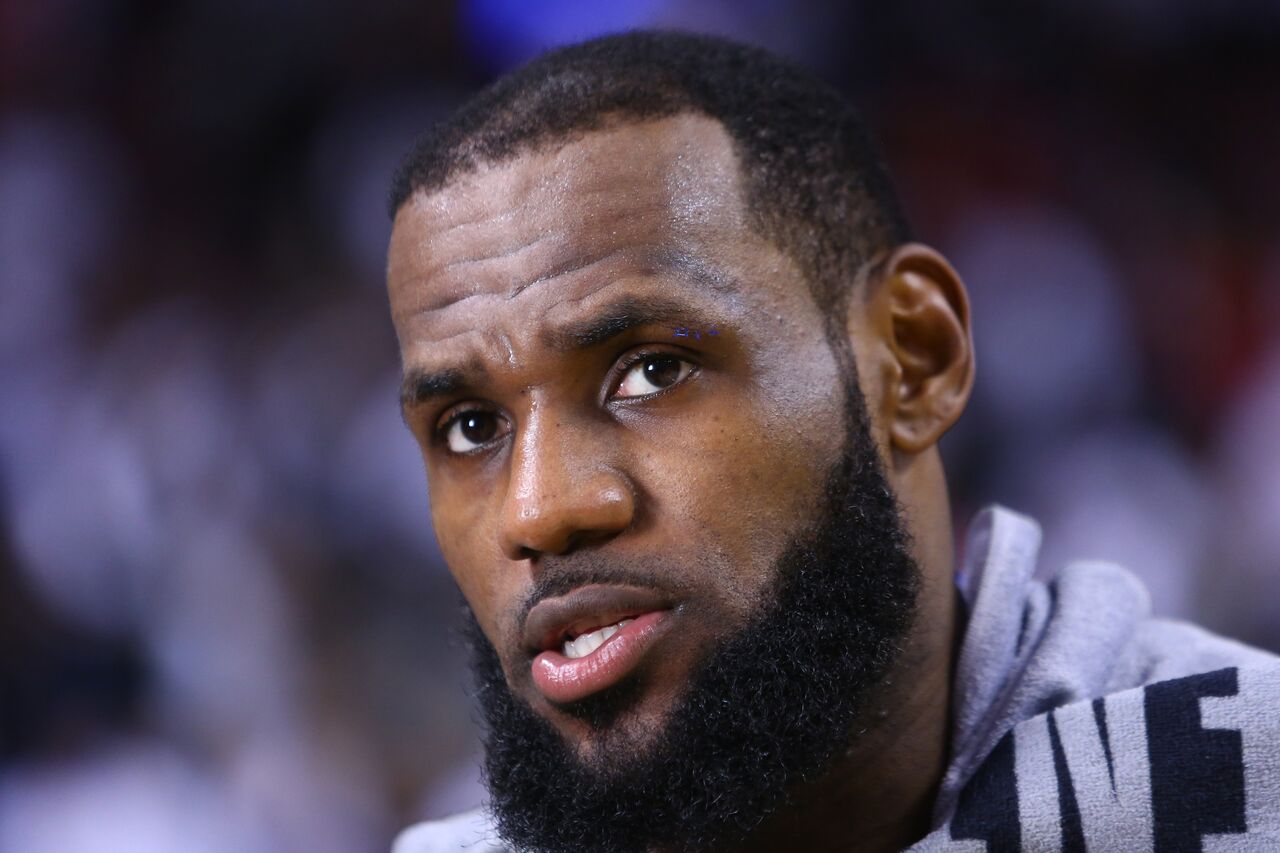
[508, 244, 622, 300]
[406, 205, 687, 317]
[398, 327, 487, 374]
[391, 201, 529, 288]
[421, 195, 672, 279]
[395, 223, 752, 353]
[396, 244, 620, 324]
[407, 193, 530, 239]
[414, 229, 568, 314]
[526, 252, 745, 356]
[517, 245, 746, 333]
[398, 224, 565, 313]
[438, 230, 559, 276]
[413, 261, 671, 364]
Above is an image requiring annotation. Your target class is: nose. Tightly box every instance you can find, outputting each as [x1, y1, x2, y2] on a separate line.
[497, 411, 635, 561]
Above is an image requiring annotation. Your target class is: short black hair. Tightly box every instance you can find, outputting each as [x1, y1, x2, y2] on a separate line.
[388, 30, 913, 317]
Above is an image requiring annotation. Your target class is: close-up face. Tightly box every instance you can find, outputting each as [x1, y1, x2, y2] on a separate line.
[387, 113, 860, 757]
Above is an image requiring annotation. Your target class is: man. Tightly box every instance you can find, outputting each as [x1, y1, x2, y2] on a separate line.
[385, 31, 1280, 853]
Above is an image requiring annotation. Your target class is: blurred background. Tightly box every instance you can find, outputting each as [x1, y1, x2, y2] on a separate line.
[2, 1, 1279, 850]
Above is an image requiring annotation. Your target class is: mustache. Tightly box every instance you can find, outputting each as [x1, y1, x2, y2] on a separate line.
[516, 558, 686, 630]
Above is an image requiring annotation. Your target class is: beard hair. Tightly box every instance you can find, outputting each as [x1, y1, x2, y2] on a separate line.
[460, 364, 921, 853]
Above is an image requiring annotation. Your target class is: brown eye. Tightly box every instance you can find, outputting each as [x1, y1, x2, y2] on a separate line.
[444, 411, 506, 453]
[616, 355, 693, 399]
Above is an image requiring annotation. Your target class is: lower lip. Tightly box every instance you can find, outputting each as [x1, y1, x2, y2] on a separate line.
[531, 611, 669, 705]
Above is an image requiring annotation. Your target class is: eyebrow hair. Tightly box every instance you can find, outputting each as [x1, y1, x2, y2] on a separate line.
[399, 366, 476, 415]
[539, 294, 708, 352]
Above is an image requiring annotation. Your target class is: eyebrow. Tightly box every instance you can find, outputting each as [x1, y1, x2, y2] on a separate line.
[539, 294, 707, 352]
[400, 366, 478, 415]
[398, 253, 737, 416]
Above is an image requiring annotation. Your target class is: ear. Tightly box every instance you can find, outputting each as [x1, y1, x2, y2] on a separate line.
[862, 243, 975, 455]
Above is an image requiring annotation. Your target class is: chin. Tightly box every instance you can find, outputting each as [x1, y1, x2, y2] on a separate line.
[547, 678, 679, 761]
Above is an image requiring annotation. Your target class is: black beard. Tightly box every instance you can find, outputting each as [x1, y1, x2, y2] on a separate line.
[461, 369, 921, 853]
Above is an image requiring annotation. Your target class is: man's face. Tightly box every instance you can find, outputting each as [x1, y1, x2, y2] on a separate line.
[388, 114, 860, 757]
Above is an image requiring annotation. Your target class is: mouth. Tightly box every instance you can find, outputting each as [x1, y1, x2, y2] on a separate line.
[523, 584, 674, 705]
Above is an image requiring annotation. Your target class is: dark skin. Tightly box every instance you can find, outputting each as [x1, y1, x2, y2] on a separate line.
[388, 114, 975, 852]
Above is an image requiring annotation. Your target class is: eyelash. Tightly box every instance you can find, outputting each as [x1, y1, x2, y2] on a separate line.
[433, 407, 501, 455]
[610, 346, 697, 396]
[431, 347, 699, 453]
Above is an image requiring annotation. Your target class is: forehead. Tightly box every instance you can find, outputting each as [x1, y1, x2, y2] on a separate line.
[386, 114, 753, 333]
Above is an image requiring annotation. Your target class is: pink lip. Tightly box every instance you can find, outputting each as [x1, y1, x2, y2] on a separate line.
[531, 610, 669, 704]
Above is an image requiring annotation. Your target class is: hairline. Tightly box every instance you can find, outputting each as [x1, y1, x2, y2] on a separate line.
[391, 106, 878, 324]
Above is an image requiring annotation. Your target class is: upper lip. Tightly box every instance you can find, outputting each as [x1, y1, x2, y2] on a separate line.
[523, 584, 673, 654]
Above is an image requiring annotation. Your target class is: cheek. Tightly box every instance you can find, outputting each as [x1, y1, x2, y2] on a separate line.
[428, 480, 508, 636]
[634, 395, 833, 615]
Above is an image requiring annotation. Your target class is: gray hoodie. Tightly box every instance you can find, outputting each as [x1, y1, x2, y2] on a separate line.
[394, 506, 1280, 852]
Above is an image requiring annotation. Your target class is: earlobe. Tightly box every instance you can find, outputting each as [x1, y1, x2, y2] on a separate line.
[878, 244, 975, 454]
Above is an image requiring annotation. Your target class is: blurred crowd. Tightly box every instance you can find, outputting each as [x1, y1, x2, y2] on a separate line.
[2, 2, 1278, 851]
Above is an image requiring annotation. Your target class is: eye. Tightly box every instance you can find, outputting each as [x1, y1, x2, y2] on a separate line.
[614, 354, 694, 399]
[441, 410, 508, 454]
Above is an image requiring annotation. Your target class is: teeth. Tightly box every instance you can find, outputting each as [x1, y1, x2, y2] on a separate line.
[560, 618, 635, 659]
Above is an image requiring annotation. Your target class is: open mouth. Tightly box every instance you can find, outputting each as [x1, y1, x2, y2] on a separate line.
[559, 616, 637, 659]
[532, 611, 669, 704]
[523, 585, 674, 705]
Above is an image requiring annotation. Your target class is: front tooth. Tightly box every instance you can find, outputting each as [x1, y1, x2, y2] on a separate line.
[562, 631, 597, 660]
[560, 618, 634, 659]
[576, 628, 606, 657]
